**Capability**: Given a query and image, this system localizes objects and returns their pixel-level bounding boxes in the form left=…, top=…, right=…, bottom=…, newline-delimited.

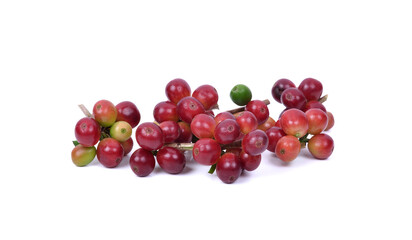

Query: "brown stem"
left=78, top=104, right=93, bottom=118
left=227, top=99, right=270, bottom=114
left=318, top=94, right=328, bottom=104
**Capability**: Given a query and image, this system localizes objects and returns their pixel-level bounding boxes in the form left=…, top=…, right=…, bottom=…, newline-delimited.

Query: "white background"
left=1, top=0, right=411, bottom=239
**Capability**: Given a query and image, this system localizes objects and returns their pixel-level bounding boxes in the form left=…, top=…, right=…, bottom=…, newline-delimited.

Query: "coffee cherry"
left=129, top=148, right=156, bottom=177
left=174, top=122, right=192, bottom=143
left=257, top=116, right=277, bottom=132
left=305, top=108, right=328, bottom=135
left=115, top=101, right=140, bottom=128
left=159, top=120, right=181, bottom=143
left=281, top=88, right=307, bottom=110
left=275, top=136, right=300, bottom=162
left=214, top=112, right=236, bottom=125
left=235, top=111, right=258, bottom=134
left=190, top=113, right=215, bottom=139
left=298, top=78, right=323, bottom=101
left=110, top=121, right=132, bottom=142
left=308, top=134, right=334, bottom=159
left=230, top=84, right=252, bottom=106
left=153, top=101, right=179, bottom=123
left=71, top=145, right=96, bottom=167
left=192, top=84, right=219, bottom=110
left=75, top=117, right=101, bottom=147
left=303, top=100, right=326, bottom=113
left=271, top=78, right=296, bottom=103
left=325, top=112, right=335, bottom=131
left=280, top=109, right=308, bottom=138
left=165, top=78, right=191, bottom=104
left=239, top=151, right=261, bottom=171
left=135, top=122, right=164, bottom=151
left=193, top=139, right=221, bottom=166
left=242, top=129, right=268, bottom=156
left=245, top=100, right=269, bottom=125
left=120, top=137, right=133, bottom=156
left=97, top=138, right=124, bottom=168
left=216, top=153, right=242, bottom=184
left=176, top=96, right=205, bottom=123
left=214, top=119, right=240, bottom=144
left=93, top=99, right=117, bottom=127
left=266, top=127, right=286, bottom=153
left=156, top=147, right=186, bottom=174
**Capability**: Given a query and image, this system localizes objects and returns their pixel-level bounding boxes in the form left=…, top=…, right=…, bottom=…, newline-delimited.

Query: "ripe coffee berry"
left=165, top=78, right=191, bottom=104
left=271, top=78, right=296, bottom=103
left=192, top=84, right=219, bottom=110
left=115, top=101, right=141, bottom=128
left=96, top=138, right=124, bottom=168
left=245, top=100, right=269, bottom=125
left=308, top=134, right=334, bottom=160
left=275, top=135, right=301, bottom=162
left=153, top=101, right=179, bottom=123
left=176, top=96, right=205, bottom=123
left=129, top=148, right=156, bottom=177
left=93, top=99, right=117, bottom=127
left=75, top=117, right=101, bottom=147
left=216, top=153, right=242, bottom=184
left=159, top=120, right=181, bottom=143
left=214, top=119, right=240, bottom=144
left=235, top=111, right=258, bottom=134
left=135, top=122, right=164, bottom=151
left=193, top=138, right=221, bottom=166
left=190, top=113, right=215, bottom=139
left=280, top=109, right=309, bottom=138
left=242, top=129, right=269, bottom=156
left=156, top=147, right=186, bottom=174
left=298, top=78, right=323, bottom=101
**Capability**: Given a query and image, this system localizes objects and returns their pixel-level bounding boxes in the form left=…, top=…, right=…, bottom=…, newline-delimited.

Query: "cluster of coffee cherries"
left=71, top=100, right=140, bottom=167
left=268, top=78, right=335, bottom=162
left=129, top=79, right=273, bottom=183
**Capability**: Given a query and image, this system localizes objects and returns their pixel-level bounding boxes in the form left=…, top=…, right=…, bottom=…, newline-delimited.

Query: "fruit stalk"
left=318, top=94, right=328, bottom=104
left=164, top=141, right=242, bottom=151
left=78, top=104, right=93, bottom=118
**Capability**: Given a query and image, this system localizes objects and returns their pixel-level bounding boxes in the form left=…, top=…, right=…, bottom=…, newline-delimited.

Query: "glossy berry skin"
left=153, top=101, right=179, bottom=123
left=135, top=122, right=164, bottom=151
left=120, top=137, right=133, bottom=156
left=325, top=112, right=335, bottom=131
left=280, top=109, right=309, bottom=138
left=281, top=88, right=307, bottom=110
left=214, top=112, right=236, bottom=125
left=271, top=78, right=296, bottom=103
left=230, top=84, right=252, bottom=106
left=216, top=153, right=242, bottom=184
left=214, top=119, right=240, bottom=144
left=192, top=84, right=219, bottom=110
left=175, top=122, right=192, bottom=143
left=176, top=96, right=205, bottom=123
left=305, top=108, right=328, bottom=135
left=156, top=147, right=186, bottom=174
left=242, top=129, right=269, bottom=156
left=303, top=100, right=327, bottom=113
left=226, top=148, right=242, bottom=157
left=115, top=101, right=140, bottom=128
left=93, top=100, right=118, bottom=127
left=235, top=111, right=258, bottom=134
left=239, top=151, right=261, bottom=171
left=298, top=78, right=323, bottom=101
left=308, top=134, right=334, bottom=160
left=275, top=136, right=300, bottom=162
left=193, top=139, right=221, bottom=165
left=190, top=113, right=215, bottom=139
left=71, top=145, right=96, bottom=167
left=97, top=138, right=124, bottom=168
left=75, top=117, right=101, bottom=147
left=258, top=116, right=277, bottom=132
left=129, top=148, right=155, bottom=177
left=165, top=78, right=191, bottom=104
left=245, top=100, right=269, bottom=125
left=110, top=121, right=132, bottom=142
left=159, top=120, right=181, bottom=143
left=266, top=127, right=286, bottom=153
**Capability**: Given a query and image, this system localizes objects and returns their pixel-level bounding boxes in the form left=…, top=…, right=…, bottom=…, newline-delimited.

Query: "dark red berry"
left=245, top=100, right=269, bottom=125
left=192, top=139, right=221, bottom=166
left=96, top=138, right=124, bottom=168
left=115, top=101, right=141, bottom=128
left=129, top=148, right=155, bottom=177
left=242, top=129, right=269, bottom=156
left=298, top=78, right=323, bottom=101
left=156, top=147, right=186, bottom=174
left=190, top=113, right=215, bottom=139
left=271, top=78, right=296, bottom=103
left=216, top=153, right=242, bottom=184
left=153, top=101, right=179, bottom=123
left=281, top=88, right=307, bottom=110
left=159, top=121, right=181, bottom=143
left=135, top=122, right=164, bottom=151
left=266, top=127, right=286, bottom=153
left=214, top=119, right=240, bottom=144
left=176, top=96, right=205, bottom=123
left=239, top=151, right=261, bottom=171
